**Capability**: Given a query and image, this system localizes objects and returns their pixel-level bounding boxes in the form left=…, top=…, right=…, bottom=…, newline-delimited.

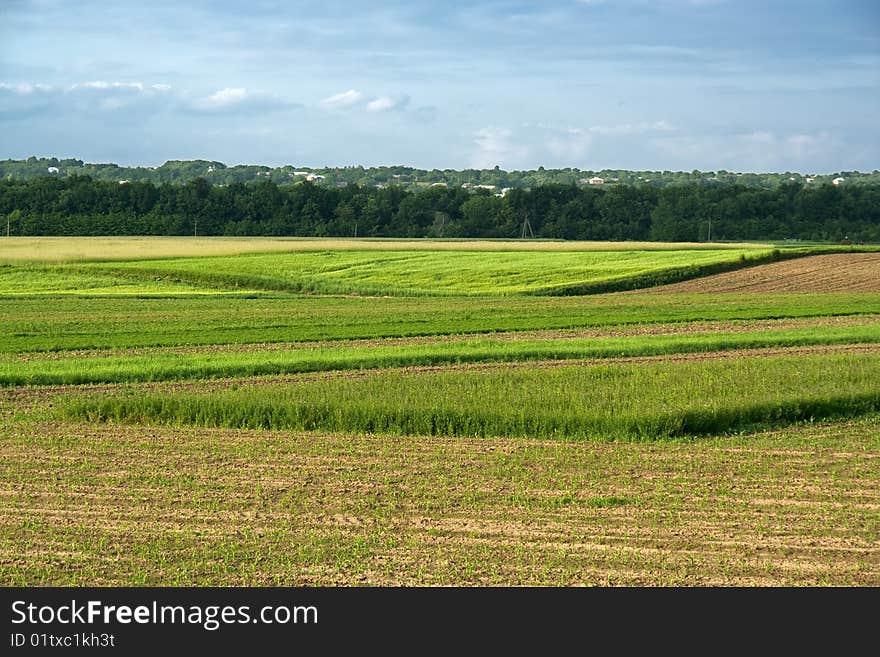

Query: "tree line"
left=5, top=156, right=880, bottom=189
left=2, top=175, right=878, bottom=242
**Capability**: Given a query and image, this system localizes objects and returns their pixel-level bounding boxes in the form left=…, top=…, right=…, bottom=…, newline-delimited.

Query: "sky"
left=1, top=0, right=878, bottom=172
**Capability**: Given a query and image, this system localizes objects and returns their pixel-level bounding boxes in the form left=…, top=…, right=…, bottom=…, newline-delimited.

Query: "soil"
left=645, top=253, right=880, bottom=294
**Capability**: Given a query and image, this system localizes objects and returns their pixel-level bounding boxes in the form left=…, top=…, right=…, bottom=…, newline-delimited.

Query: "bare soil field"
left=646, top=253, right=880, bottom=294
left=1, top=417, right=876, bottom=586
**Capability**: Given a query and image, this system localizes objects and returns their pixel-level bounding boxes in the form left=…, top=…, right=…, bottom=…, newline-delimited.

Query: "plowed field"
left=646, top=253, right=880, bottom=293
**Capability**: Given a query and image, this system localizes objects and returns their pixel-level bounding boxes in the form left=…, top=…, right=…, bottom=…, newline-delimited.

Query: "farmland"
left=0, top=237, right=878, bottom=586
left=3, top=241, right=776, bottom=296
left=651, top=253, right=880, bottom=293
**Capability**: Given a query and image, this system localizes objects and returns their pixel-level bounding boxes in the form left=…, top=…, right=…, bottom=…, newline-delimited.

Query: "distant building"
left=832, top=177, right=845, bottom=186
left=430, top=182, right=448, bottom=187
left=583, top=177, right=604, bottom=185
left=306, top=174, right=325, bottom=182
left=47, top=166, right=60, bottom=174
left=293, top=171, right=311, bottom=176
left=805, top=177, right=815, bottom=183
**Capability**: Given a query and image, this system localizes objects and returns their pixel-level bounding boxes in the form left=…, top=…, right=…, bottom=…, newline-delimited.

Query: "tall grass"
left=63, top=352, right=880, bottom=440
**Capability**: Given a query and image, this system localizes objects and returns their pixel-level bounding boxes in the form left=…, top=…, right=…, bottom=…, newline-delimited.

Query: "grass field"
left=4, top=247, right=777, bottom=296
left=3, top=293, right=878, bottom=352
left=63, top=351, right=880, bottom=439
left=77, top=248, right=775, bottom=296
left=4, top=321, right=880, bottom=385
left=1, top=237, right=877, bottom=586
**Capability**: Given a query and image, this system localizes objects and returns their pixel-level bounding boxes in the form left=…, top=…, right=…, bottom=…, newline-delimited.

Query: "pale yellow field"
left=0, top=236, right=773, bottom=263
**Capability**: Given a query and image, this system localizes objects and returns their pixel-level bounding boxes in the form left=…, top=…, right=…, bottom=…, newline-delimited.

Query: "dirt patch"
left=644, top=253, right=880, bottom=294
left=1, top=417, right=877, bottom=585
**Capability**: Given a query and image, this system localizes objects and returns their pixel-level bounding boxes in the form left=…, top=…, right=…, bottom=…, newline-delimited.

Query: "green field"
left=3, top=293, right=879, bottom=353
left=3, top=245, right=776, bottom=296
left=65, top=352, right=880, bottom=439
left=3, top=322, right=879, bottom=386
left=1, top=237, right=877, bottom=586
left=79, top=248, right=775, bottom=296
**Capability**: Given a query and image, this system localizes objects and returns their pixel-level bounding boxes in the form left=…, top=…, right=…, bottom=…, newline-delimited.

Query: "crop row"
left=5, top=324, right=879, bottom=385
left=3, top=293, right=878, bottom=353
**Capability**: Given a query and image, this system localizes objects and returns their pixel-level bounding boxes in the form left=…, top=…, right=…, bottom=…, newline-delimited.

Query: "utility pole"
left=707, top=216, right=712, bottom=242
left=521, top=208, right=534, bottom=239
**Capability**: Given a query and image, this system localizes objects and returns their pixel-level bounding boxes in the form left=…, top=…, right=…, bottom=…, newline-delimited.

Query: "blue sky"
left=1, top=0, right=878, bottom=172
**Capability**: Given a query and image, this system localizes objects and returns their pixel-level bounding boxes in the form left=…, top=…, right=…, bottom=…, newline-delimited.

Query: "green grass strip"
left=4, top=324, right=879, bottom=386
left=62, top=352, right=880, bottom=440
left=3, top=293, right=879, bottom=354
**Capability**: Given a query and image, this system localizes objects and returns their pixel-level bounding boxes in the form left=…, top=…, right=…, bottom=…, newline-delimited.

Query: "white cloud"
left=470, top=127, right=529, bottom=169
left=0, top=83, right=55, bottom=120
left=1, top=79, right=177, bottom=120
left=72, top=81, right=148, bottom=92
left=366, top=95, right=410, bottom=112
left=366, top=96, right=394, bottom=112
left=188, top=87, right=294, bottom=114
left=320, top=89, right=364, bottom=109
left=318, top=89, right=410, bottom=113
left=0, top=82, right=52, bottom=94
left=71, top=81, right=170, bottom=113
left=1, top=80, right=292, bottom=120
left=198, top=87, right=248, bottom=108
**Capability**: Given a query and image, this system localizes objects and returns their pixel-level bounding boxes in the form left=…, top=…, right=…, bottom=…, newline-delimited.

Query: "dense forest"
left=2, top=175, right=879, bottom=242
left=3, top=156, right=880, bottom=190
